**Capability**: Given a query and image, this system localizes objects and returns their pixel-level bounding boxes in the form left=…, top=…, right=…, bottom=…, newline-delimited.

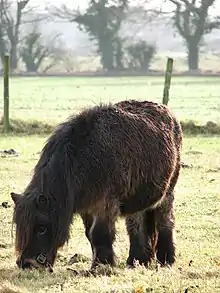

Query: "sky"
left=43, top=0, right=172, bottom=10
left=34, top=0, right=220, bottom=15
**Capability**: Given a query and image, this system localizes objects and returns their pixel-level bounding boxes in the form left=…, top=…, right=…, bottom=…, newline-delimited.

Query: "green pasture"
left=0, top=76, right=220, bottom=292
left=0, top=76, right=220, bottom=126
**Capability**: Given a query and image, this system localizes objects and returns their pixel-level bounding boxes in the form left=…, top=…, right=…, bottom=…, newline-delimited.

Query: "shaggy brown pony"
left=80, top=100, right=182, bottom=268
left=11, top=99, right=182, bottom=272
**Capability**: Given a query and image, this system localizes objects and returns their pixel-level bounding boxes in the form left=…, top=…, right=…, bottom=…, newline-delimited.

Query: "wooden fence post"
left=3, top=54, right=10, bottom=132
left=162, top=57, right=173, bottom=105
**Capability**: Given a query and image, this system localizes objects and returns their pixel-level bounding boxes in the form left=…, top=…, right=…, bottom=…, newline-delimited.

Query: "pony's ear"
left=11, top=192, right=21, bottom=204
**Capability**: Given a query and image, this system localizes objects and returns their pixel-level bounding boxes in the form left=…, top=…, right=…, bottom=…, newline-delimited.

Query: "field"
left=0, top=76, right=220, bottom=293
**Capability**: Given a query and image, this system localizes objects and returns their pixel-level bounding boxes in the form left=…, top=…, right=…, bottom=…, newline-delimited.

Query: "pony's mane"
left=13, top=104, right=113, bottom=251
left=13, top=195, right=35, bottom=253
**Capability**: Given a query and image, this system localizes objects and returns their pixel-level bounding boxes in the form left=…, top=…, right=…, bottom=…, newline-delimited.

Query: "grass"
left=0, top=76, right=220, bottom=126
left=0, top=76, right=220, bottom=292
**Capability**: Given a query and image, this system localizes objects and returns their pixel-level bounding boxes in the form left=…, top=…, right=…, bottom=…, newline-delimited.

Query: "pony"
left=11, top=99, right=182, bottom=272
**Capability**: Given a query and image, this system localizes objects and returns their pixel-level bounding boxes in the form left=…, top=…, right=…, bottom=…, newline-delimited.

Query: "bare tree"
left=168, top=0, right=220, bottom=71
left=0, top=0, right=32, bottom=70
left=0, top=0, right=49, bottom=71
left=20, top=24, right=64, bottom=73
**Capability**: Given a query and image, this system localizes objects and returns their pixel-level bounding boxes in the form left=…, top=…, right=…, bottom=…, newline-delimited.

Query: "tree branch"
left=169, top=0, right=202, bottom=14
left=169, top=0, right=219, bottom=42
left=48, top=4, right=77, bottom=22
left=173, top=3, right=187, bottom=38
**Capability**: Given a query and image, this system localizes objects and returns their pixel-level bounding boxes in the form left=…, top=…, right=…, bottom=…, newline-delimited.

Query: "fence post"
left=3, top=54, right=10, bottom=133
left=162, top=57, right=173, bottom=105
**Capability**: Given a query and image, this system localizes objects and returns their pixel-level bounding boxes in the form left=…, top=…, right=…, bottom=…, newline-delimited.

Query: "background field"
left=0, top=76, right=220, bottom=292
left=1, top=76, right=220, bottom=125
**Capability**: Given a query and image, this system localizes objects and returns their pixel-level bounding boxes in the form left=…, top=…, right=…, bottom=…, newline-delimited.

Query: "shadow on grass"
left=0, top=119, right=54, bottom=135
left=1, top=118, right=220, bottom=136
left=181, top=120, right=220, bottom=135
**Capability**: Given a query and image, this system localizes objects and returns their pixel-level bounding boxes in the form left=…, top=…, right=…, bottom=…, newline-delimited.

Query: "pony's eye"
left=38, top=195, right=47, bottom=207
left=37, top=226, right=47, bottom=236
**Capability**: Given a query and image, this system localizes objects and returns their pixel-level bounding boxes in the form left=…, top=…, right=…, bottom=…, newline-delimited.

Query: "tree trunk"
left=99, top=39, right=114, bottom=71
left=0, top=29, right=6, bottom=67
left=114, top=38, right=124, bottom=70
left=187, top=41, right=199, bottom=71
left=10, top=43, right=18, bottom=71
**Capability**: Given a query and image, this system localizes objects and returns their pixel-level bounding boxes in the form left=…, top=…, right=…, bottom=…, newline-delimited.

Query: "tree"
left=20, top=24, right=64, bottom=73
left=0, top=0, right=49, bottom=71
left=124, top=40, right=156, bottom=70
left=0, top=0, right=31, bottom=70
left=50, top=0, right=129, bottom=71
left=168, top=0, right=220, bottom=71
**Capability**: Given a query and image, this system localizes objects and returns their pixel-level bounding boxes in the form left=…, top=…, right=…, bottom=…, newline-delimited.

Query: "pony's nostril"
left=22, top=261, right=32, bottom=269
left=16, top=258, right=32, bottom=269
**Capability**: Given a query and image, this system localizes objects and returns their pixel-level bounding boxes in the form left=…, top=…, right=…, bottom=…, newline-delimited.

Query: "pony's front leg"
left=89, top=215, right=116, bottom=269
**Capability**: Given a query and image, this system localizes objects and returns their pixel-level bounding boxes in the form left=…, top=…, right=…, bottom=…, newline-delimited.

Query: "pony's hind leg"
left=124, top=181, right=171, bottom=268
left=126, top=210, right=156, bottom=267
left=155, top=162, right=181, bottom=266
left=155, top=192, right=176, bottom=266
left=89, top=215, right=116, bottom=269
left=81, top=213, right=94, bottom=253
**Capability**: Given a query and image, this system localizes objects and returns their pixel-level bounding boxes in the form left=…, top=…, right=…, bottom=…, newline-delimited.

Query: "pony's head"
left=11, top=189, right=62, bottom=272
left=10, top=120, right=79, bottom=271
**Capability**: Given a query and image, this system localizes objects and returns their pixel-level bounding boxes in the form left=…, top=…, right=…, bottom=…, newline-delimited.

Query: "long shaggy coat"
left=11, top=99, right=182, bottom=271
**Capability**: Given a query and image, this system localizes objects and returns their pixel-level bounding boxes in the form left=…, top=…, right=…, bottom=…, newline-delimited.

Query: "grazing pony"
left=11, top=99, right=182, bottom=272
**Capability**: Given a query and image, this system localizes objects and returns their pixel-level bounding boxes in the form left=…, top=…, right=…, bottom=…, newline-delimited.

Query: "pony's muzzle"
left=16, top=257, right=33, bottom=270
left=16, top=255, right=53, bottom=272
